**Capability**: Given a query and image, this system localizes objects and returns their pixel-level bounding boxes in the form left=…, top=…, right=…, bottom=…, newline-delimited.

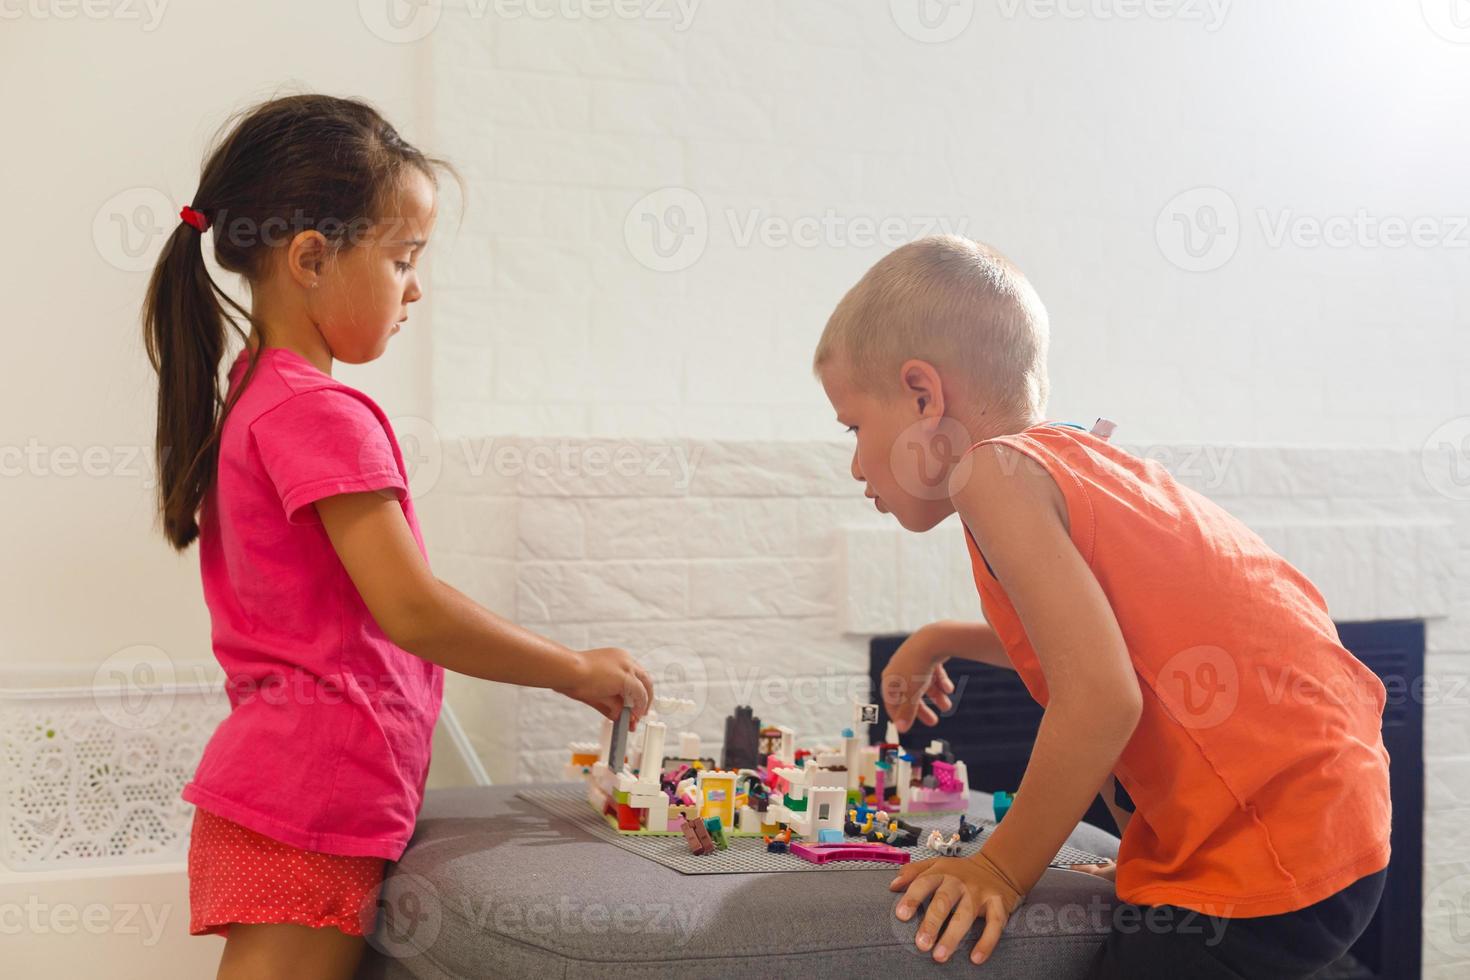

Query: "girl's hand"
left=889, top=852, right=1025, bottom=965
left=880, top=625, right=956, bottom=733
left=555, top=647, right=654, bottom=727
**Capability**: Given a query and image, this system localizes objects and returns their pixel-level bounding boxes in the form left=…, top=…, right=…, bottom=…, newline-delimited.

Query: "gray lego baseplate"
left=518, top=788, right=1109, bottom=876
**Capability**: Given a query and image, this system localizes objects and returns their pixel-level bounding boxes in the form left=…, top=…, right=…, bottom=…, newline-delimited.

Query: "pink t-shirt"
left=182, top=346, right=444, bottom=861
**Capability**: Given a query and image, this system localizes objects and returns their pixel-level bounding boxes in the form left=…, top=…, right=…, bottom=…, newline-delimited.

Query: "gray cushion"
left=357, top=784, right=1122, bottom=980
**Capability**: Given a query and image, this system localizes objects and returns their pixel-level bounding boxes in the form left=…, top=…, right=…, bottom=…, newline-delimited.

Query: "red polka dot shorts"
left=187, top=805, right=388, bottom=939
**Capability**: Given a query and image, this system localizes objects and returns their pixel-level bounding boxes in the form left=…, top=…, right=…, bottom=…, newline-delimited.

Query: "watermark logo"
left=641, top=644, right=711, bottom=720
left=624, top=187, right=709, bottom=273
left=1156, top=645, right=1238, bottom=729
left=1155, top=187, right=1240, bottom=272
left=1422, top=416, right=1470, bottom=501
left=91, top=645, right=178, bottom=732
left=1426, top=871, right=1470, bottom=958
left=624, top=187, right=972, bottom=272
left=889, top=416, right=974, bottom=502
left=890, top=0, right=975, bottom=43
left=1421, top=0, right=1470, bottom=43
left=359, top=0, right=443, bottom=43
left=93, top=187, right=175, bottom=273
left=387, top=415, right=446, bottom=499
left=363, top=872, right=444, bottom=957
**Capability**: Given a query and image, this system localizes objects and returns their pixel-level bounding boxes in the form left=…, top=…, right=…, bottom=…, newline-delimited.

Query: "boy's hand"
left=555, top=647, right=654, bottom=728
left=1068, top=859, right=1117, bottom=883
left=881, top=625, right=956, bottom=733
left=889, top=851, right=1026, bottom=965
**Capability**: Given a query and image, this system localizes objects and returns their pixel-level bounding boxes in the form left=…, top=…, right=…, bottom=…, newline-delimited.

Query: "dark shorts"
left=1085, top=867, right=1388, bottom=980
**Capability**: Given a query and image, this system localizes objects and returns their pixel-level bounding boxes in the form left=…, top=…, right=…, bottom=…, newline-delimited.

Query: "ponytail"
left=141, top=216, right=258, bottom=551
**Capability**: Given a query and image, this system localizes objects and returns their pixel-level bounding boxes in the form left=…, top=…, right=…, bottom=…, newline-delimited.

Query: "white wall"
left=5, top=2, right=1469, bottom=975
left=424, top=0, right=1470, bottom=446
left=1, top=8, right=432, bottom=672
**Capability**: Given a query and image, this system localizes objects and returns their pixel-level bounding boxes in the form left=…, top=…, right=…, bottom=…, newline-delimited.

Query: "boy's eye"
left=845, top=425, right=858, bottom=435
left=396, top=261, right=415, bottom=273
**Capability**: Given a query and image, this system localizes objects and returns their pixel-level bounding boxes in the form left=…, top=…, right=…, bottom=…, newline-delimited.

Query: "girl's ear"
left=286, top=229, right=329, bottom=288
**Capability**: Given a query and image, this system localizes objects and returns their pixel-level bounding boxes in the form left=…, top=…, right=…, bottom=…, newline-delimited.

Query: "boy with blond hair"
left=814, top=236, right=1391, bottom=977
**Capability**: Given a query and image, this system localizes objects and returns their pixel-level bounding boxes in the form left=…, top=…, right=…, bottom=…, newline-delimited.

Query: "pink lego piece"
left=932, top=761, right=960, bottom=793
left=790, top=841, right=911, bottom=866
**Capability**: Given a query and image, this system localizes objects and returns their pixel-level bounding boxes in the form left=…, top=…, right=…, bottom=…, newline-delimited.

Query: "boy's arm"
left=918, top=620, right=1015, bottom=670
left=957, top=444, right=1141, bottom=892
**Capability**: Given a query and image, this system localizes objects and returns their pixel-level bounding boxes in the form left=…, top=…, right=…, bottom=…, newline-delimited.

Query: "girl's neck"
left=245, top=330, right=333, bottom=377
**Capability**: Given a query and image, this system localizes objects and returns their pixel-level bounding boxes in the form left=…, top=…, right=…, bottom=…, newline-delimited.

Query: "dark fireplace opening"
left=868, top=619, right=1424, bottom=980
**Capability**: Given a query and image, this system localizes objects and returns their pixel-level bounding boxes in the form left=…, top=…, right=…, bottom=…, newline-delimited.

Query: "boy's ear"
left=899, top=359, right=946, bottom=422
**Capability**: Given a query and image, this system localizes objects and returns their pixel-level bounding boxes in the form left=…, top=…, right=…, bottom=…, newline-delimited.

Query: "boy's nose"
left=850, top=449, right=863, bottom=482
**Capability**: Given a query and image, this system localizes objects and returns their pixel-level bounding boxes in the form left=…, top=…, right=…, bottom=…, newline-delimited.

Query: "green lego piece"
left=703, top=816, right=728, bottom=850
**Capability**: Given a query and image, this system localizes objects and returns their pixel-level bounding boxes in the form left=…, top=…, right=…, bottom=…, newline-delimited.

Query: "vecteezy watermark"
left=1421, top=416, right=1470, bottom=502
left=93, top=187, right=175, bottom=274
left=1155, top=187, right=1242, bottom=273
left=455, top=436, right=704, bottom=492
left=93, top=188, right=431, bottom=273
left=888, top=416, right=975, bottom=502
left=0, top=439, right=161, bottom=486
left=1157, top=186, right=1470, bottom=272
left=1425, top=871, right=1470, bottom=959
left=464, top=896, right=704, bottom=945
left=92, top=645, right=181, bottom=732
left=0, top=0, right=169, bottom=30
left=1256, top=209, right=1470, bottom=251
left=358, top=0, right=699, bottom=44
left=624, top=186, right=972, bottom=273
left=624, top=187, right=709, bottom=273
left=995, top=0, right=1231, bottom=30
left=890, top=0, right=976, bottom=43
left=364, top=872, right=443, bottom=958
left=1128, top=442, right=1237, bottom=491
left=1420, top=0, right=1470, bottom=44
left=0, top=897, right=171, bottom=944
left=1155, top=645, right=1239, bottom=729
left=890, top=890, right=1233, bottom=952
left=364, top=877, right=704, bottom=957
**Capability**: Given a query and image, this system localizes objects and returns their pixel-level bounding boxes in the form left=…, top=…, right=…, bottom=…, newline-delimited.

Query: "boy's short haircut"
left=813, top=235, right=1050, bottom=420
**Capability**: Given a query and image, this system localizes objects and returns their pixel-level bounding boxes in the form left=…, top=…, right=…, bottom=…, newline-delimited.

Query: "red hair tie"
left=179, top=205, right=210, bottom=233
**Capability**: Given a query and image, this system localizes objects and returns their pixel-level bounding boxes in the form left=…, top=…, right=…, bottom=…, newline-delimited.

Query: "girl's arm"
left=315, top=490, right=653, bottom=721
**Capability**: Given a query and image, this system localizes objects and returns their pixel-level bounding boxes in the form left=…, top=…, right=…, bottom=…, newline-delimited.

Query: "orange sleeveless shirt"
left=960, top=423, right=1391, bottom=917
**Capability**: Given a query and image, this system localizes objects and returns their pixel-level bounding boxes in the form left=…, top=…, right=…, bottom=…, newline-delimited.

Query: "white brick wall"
left=412, top=0, right=1470, bottom=969
left=416, top=433, right=1470, bottom=974
left=424, top=0, right=1470, bottom=450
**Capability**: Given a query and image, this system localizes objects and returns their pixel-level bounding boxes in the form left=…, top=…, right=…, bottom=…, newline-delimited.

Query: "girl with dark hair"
left=142, top=92, right=655, bottom=978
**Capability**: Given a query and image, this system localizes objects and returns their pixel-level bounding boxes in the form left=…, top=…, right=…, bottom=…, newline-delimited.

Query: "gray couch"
left=356, top=784, right=1122, bottom=979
